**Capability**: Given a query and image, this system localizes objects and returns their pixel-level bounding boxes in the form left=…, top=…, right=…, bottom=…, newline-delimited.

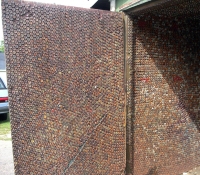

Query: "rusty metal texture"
left=2, top=0, right=125, bottom=174
left=126, top=0, right=200, bottom=174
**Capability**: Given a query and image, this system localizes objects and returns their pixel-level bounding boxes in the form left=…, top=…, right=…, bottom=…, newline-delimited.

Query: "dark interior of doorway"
left=91, top=0, right=110, bottom=11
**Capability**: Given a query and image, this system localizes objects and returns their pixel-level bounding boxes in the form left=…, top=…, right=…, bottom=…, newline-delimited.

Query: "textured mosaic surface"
left=126, top=0, right=200, bottom=174
left=2, top=0, right=125, bottom=174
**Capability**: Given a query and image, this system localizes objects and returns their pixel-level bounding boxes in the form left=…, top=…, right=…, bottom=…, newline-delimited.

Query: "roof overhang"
left=119, top=0, right=175, bottom=13
left=119, top=0, right=200, bottom=17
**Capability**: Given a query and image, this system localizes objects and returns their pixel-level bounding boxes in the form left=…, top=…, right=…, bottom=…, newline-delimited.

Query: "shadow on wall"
left=137, top=14, right=200, bottom=131
left=132, top=13, right=200, bottom=175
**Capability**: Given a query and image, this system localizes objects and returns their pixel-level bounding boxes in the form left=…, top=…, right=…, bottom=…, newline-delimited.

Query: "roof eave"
left=119, top=0, right=171, bottom=13
left=119, top=0, right=152, bottom=11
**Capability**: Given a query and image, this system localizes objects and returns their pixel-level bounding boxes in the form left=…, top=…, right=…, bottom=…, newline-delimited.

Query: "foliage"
left=0, top=41, right=4, bottom=53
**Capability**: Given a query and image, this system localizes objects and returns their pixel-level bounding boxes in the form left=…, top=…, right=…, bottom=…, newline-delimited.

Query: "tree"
left=0, top=41, right=4, bottom=53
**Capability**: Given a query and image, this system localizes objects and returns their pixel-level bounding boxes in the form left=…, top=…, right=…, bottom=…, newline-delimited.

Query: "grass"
left=0, top=115, right=11, bottom=141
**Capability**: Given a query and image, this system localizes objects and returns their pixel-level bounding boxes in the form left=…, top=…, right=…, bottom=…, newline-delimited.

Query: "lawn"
left=0, top=115, right=11, bottom=141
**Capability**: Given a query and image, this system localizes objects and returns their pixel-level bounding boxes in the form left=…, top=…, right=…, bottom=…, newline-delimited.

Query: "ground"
left=0, top=140, right=14, bottom=175
left=0, top=117, right=14, bottom=175
left=0, top=117, right=12, bottom=141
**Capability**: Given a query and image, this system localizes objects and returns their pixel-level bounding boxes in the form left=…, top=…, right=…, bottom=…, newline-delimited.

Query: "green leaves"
left=0, top=41, right=4, bottom=53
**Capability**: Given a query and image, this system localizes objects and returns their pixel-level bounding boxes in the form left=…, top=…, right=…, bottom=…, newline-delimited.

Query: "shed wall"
left=126, top=11, right=200, bottom=175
